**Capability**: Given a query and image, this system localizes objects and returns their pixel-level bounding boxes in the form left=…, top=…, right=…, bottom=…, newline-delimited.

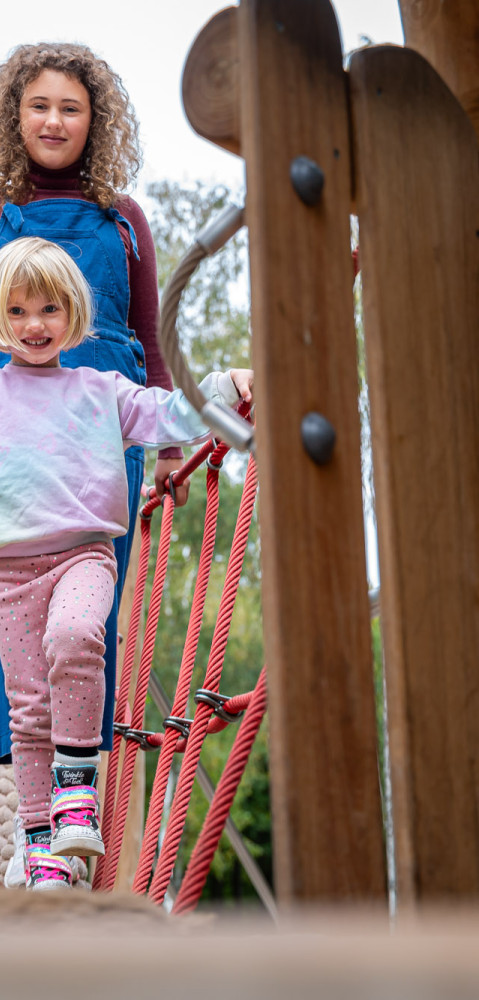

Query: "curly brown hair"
left=0, top=42, right=142, bottom=208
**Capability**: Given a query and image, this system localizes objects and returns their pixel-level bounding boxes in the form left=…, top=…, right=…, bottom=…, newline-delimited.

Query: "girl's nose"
left=44, top=107, right=62, bottom=130
left=25, top=315, right=45, bottom=332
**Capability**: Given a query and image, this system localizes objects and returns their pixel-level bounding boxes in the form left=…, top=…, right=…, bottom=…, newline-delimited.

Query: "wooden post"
left=398, top=0, right=479, bottom=143
left=350, top=44, right=479, bottom=900
left=236, top=0, right=386, bottom=902
left=181, top=7, right=240, bottom=157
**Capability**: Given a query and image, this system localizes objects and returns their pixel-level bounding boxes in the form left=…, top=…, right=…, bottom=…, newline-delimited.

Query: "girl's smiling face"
left=20, top=69, right=92, bottom=171
left=7, top=286, right=69, bottom=367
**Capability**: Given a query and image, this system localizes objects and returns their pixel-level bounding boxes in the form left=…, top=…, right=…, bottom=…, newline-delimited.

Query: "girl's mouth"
left=23, top=338, right=51, bottom=348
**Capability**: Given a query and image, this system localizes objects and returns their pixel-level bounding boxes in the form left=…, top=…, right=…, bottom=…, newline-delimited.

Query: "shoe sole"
left=4, top=875, right=26, bottom=889
left=29, top=881, right=72, bottom=892
left=52, top=836, right=105, bottom=857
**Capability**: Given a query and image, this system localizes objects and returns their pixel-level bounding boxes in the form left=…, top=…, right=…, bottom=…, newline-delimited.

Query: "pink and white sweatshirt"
left=0, top=364, right=239, bottom=558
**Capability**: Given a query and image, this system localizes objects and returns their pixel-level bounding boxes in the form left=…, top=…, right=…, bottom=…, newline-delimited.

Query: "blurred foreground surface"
left=1, top=893, right=479, bottom=999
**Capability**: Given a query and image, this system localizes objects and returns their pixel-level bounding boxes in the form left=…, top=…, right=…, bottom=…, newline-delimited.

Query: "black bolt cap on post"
left=290, top=156, right=325, bottom=206
left=301, top=412, right=336, bottom=465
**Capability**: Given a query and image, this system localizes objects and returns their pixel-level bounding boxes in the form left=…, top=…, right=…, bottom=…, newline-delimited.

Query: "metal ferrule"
left=196, top=204, right=245, bottom=256
left=201, top=400, right=255, bottom=453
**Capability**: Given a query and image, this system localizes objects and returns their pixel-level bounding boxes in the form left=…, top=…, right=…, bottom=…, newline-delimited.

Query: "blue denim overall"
left=0, top=199, right=147, bottom=756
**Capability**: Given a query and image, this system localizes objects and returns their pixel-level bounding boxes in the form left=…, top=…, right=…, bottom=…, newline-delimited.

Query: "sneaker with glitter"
left=50, top=763, right=104, bottom=857
left=24, top=829, right=72, bottom=892
left=5, top=814, right=89, bottom=888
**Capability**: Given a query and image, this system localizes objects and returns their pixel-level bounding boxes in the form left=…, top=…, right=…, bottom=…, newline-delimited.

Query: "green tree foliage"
left=148, top=179, right=251, bottom=374
left=141, top=178, right=271, bottom=906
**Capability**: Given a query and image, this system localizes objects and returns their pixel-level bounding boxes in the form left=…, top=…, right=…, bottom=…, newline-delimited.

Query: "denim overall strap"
left=107, top=207, right=140, bottom=261
left=1, top=203, right=24, bottom=233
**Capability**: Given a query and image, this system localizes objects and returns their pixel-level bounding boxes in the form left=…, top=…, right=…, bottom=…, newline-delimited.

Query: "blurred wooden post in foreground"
left=350, top=42, right=479, bottom=902
left=181, top=0, right=479, bottom=908
left=184, top=0, right=386, bottom=906
left=398, top=0, right=479, bottom=142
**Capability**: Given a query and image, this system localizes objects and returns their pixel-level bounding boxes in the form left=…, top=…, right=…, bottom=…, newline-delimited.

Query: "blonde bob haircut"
left=0, top=236, right=92, bottom=353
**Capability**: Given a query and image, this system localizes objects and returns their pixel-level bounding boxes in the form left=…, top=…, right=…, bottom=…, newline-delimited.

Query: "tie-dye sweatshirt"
left=0, top=364, right=239, bottom=557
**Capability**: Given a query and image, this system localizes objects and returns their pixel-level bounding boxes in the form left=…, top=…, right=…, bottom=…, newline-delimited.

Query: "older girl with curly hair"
left=0, top=44, right=187, bottom=867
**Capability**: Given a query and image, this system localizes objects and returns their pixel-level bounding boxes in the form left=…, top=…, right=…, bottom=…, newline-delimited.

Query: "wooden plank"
left=182, top=7, right=240, bottom=157
left=350, top=45, right=479, bottom=900
left=238, top=0, right=386, bottom=902
left=398, top=0, right=479, bottom=143
left=6, top=903, right=479, bottom=998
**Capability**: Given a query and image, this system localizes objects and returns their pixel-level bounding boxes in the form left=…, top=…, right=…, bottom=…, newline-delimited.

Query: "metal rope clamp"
left=194, top=688, right=244, bottom=724
left=164, top=475, right=177, bottom=506
left=124, top=727, right=158, bottom=751
left=206, top=449, right=224, bottom=472
left=113, top=722, right=131, bottom=737
left=139, top=503, right=153, bottom=521
left=163, top=716, right=193, bottom=739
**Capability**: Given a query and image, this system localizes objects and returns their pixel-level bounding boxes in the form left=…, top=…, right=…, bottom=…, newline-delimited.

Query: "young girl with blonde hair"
left=0, top=42, right=187, bottom=781
left=0, top=235, right=253, bottom=890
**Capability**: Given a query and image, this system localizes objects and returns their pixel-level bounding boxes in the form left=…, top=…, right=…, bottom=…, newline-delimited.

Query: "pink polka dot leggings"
left=0, top=542, right=117, bottom=827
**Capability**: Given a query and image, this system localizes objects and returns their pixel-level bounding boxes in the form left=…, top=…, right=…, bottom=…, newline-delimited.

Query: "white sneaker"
left=4, top=811, right=26, bottom=888
left=4, top=813, right=90, bottom=889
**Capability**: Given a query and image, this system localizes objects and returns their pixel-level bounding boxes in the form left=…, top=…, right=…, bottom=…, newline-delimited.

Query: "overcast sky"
left=0, top=1, right=404, bottom=197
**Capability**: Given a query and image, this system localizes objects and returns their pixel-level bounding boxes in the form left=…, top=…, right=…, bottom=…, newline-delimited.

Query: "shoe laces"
left=61, top=808, right=95, bottom=828
left=33, top=864, right=67, bottom=883
left=25, top=846, right=71, bottom=883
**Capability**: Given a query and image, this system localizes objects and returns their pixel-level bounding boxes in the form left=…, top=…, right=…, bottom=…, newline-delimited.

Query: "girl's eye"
left=63, top=106, right=79, bottom=114
left=43, top=304, right=58, bottom=313
left=8, top=307, right=23, bottom=316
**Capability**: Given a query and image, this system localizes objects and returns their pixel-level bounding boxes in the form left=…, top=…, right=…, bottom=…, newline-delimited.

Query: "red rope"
left=99, top=493, right=175, bottom=890
left=96, top=435, right=229, bottom=890
left=127, top=688, right=257, bottom=752
left=92, top=515, right=153, bottom=889
left=132, top=457, right=222, bottom=893
left=172, top=666, right=267, bottom=914
left=94, top=403, right=262, bottom=900
left=147, top=454, right=258, bottom=905
left=352, top=246, right=360, bottom=277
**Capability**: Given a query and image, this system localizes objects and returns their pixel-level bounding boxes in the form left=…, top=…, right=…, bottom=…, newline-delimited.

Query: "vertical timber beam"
left=351, top=46, right=479, bottom=901
left=238, top=0, right=386, bottom=902
left=398, top=0, right=479, bottom=144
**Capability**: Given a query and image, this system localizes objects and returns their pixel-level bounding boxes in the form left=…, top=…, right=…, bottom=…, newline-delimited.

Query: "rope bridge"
left=92, top=407, right=272, bottom=914
left=91, top=208, right=375, bottom=911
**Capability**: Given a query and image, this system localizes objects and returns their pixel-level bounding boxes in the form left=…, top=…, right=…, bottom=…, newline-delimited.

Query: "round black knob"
left=301, top=412, right=336, bottom=464
left=290, top=156, right=325, bottom=207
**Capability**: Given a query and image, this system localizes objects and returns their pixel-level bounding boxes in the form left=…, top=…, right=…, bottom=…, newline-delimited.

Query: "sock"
left=55, top=744, right=100, bottom=759
left=53, top=749, right=101, bottom=768
left=26, top=825, right=51, bottom=838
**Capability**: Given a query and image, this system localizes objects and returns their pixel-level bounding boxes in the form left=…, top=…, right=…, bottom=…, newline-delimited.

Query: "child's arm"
left=116, top=368, right=254, bottom=451
left=155, top=369, right=253, bottom=498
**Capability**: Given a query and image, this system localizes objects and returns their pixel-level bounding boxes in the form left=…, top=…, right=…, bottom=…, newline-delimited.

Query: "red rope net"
left=94, top=411, right=269, bottom=912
